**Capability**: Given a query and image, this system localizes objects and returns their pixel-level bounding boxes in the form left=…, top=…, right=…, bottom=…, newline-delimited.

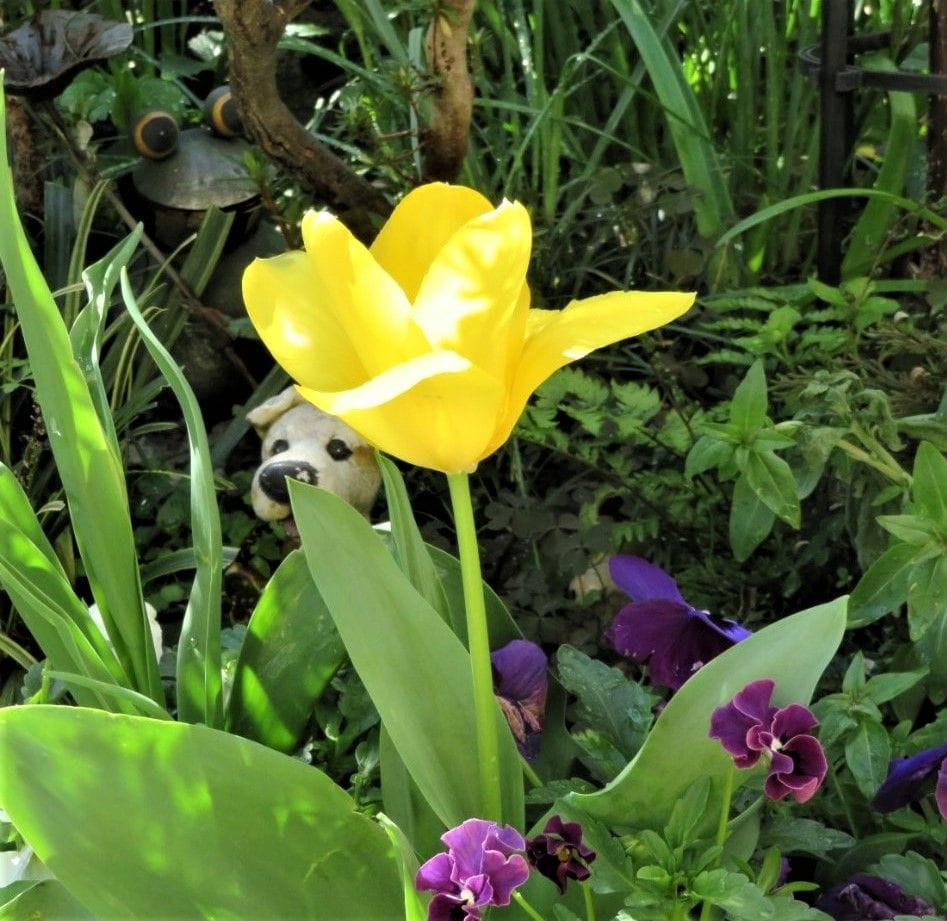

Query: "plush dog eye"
left=326, top=438, right=352, bottom=461
left=270, top=439, right=289, bottom=456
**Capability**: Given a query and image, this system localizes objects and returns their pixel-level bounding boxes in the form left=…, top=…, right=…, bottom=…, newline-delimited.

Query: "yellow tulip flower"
left=243, top=183, right=695, bottom=474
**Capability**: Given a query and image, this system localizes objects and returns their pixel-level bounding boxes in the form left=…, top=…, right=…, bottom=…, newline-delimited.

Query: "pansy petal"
left=479, top=853, right=529, bottom=905
left=413, top=200, right=531, bottom=380
left=441, top=819, right=496, bottom=877
left=300, top=210, right=428, bottom=374
left=370, top=183, right=494, bottom=302
left=491, top=640, right=547, bottom=702
left=872, top=742, right=947, bottom=812
left=606, top=600, right=690, bottom=660
left=937, top=757, right=947, bottom=819
left=693, top=609, right=753, bottom=643
left=608, top=555, right=686, bottom=604
left=243, top=250, right=366, bottom=391
left=492, top=291, right=695, bottom=448
left=770, top=703, right=818, bottom=742
left=297, top=352, right=506, bottom=473
left=416, top=852, right=455, bottom=892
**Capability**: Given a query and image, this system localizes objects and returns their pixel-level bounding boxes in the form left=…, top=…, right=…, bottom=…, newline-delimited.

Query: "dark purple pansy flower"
left=709, top=678, right=827, bottom=804
left=415, top=818, right=530, bottom=921
left=491, top=639, right=548, bottom=761
left=526, top=815, right=596, bottom=894
left=605, top=555, right=750, bottom=690
left=816, top=873, right=938, bottom=920
left=872, top=741, right=947, bottom=818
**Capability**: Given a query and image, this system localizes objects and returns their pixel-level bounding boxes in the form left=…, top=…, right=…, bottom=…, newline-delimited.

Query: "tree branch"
left=422, top=0, right=475, bottom=182
left=212, top=0, right=390, bottom=241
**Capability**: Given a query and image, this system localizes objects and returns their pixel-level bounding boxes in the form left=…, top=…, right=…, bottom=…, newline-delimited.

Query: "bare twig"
left=212, top=0, right=391, bottom=242
left=422, top=0, right=475, bottom=182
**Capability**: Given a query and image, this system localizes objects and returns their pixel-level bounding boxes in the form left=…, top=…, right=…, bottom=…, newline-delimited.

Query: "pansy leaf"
left=912, top=442, right=947, bottom=524
left=729, top=360, right=767, bottom=435
left=844, top=716, right=891, bottom=801
left=729, top=472, right=776, bottom=561
left=907, top=555, right=947, bottom=641
left=744, top=449, right=801, bottom=528
left=848, top=541, right=918, bottom=627
left=289, top=480, right=524, bottom=831
left=0, top=706, right=403, bottom=919
left=567, top=596, right=846, bottom=833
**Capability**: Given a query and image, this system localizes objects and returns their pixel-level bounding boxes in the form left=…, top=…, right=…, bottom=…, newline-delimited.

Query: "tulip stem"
left=447, top=471, right=503, bottom=824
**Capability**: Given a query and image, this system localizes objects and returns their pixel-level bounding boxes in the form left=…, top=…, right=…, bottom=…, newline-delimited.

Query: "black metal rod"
left=818, top=0, right=853, bottom=284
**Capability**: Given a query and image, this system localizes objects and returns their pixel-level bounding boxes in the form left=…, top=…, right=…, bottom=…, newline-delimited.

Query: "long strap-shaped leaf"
left=609, top=0, right=734, bottom=237
left=0, top=87, right=160, bottom=702
left=120, top=271, right=223, bottom=727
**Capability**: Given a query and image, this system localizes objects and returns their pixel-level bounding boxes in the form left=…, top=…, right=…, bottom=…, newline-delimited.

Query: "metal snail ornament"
left=125, top=86, right=261, bottom=251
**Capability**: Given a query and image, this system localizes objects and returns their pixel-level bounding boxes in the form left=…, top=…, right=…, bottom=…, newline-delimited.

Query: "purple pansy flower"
left=526, top=815, right=596, bottom=894
left=709, top=678, right=828, bottom=804
left=415, top=818, right=530, bottom=921
left=816, top=873, right=939, bottom=920
left=491, top=639, right=548, bottom=761
left=604, top=555, right=750, bottom=690
left=872, top=741, right=947, bottom=818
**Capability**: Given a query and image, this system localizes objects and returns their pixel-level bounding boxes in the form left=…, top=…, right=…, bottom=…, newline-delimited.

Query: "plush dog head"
left=247, top=387, right=380, bottom=530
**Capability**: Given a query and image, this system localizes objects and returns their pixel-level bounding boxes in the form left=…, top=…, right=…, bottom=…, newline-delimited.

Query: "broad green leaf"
left=379, top=454, right=450, bottom=624
left=427, top=544, right=521, bottom=647
left=907, top=555, right=947, bottom=641
left=0, top=880, right=96, bottom=920
left=226, top=549, right=345, bottom=752
left=0, top=706, right=402, bottom=920
left=689, top=868, right=772, bottom=919
left=290, top=481, right=524, bottom=830
left=729, top=472, right=776, bottom=561
left=844, top=717, right=891, bottom=800
left=121, top=272, right=222, bottom=727
left=377, top=812, right=427, bottom=921
left=730, top=360, right=768, bottom=435
left=873, top=852, right=947, bottom=910
left=847, top=541, right=918, bottom=628
left=744, top=450, right=801, bottom=528
left=567, top=596, right=847, bottom=832
left=912, top=441, right=947, bottom=524
left=0, top=91, right=158, bottom=702
left=915, top=604, right=947, bottom=704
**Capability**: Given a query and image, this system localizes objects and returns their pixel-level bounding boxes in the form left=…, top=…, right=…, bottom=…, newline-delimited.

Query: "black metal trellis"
left=800, top=0, right=947, bottom=283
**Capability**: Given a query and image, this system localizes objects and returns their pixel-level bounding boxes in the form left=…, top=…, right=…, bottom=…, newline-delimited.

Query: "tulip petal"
left=300, top=211, right=428, bottom=374
left=297, top=351, right=506, bottom=473
left=243, top=250, right=366, bottom=391
left=412, top=199, right=532, bottom=380
left=486, top=290, right=695, bottom=453
left=370, top=183, right=494, bottom=302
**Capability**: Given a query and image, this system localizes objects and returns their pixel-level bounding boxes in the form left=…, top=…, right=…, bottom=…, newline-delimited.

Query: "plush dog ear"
left=246, top=386, right=305, bottom=436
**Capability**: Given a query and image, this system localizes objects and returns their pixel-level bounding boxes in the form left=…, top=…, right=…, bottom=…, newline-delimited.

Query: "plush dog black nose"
left=259, top=460, right=319, bottom=503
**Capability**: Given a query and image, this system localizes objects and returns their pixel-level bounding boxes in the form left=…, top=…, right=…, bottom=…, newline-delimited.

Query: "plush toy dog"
left=246, top=387, right=381, bottom=532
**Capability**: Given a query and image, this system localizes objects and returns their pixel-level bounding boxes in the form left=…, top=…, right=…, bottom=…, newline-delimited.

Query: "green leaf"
left=0, top=92, right=159, bottom=702
left=608, top=0, right=734, bottom=237
left=689, top=869, right=772, bottom=920
left=862, top=669, right=928, bottom=706
left=0, top=706, right=403, bottom=919
left=556, top=645, right=654, bottom=760
left=0, top=880, right=96, bottom=920
left=379, top=455, right=451, bottom=625
left=847, top=541, right=918, bottom=628
left=377, top=812, right=427, bottom=921
left=844, top=717, right=891, bottom=800
left=226, top=549, right=345, bottom=752
left=664, top=778, right=711, bottom=849
left=872, top=852, right=947, bottom=910
left=684, top=435, right=733, bottom=478
left=744, top=450, right=801, bottom=528
left=761, top=817, right=854, bottom=859
left=567, top=597, right=846, bottom=832
left=289, top=481, right=524, bottom=831
left=729, top=472, right=776, bottom=562
left=730, top=360, right=768, bottom=434
left=907, top=554, right=947, bottom=641
left=912, top=442, right=947, bottom=524
left=876, top=514, right=940, bottom=547
left=120, top=272, right=222, bottom=727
